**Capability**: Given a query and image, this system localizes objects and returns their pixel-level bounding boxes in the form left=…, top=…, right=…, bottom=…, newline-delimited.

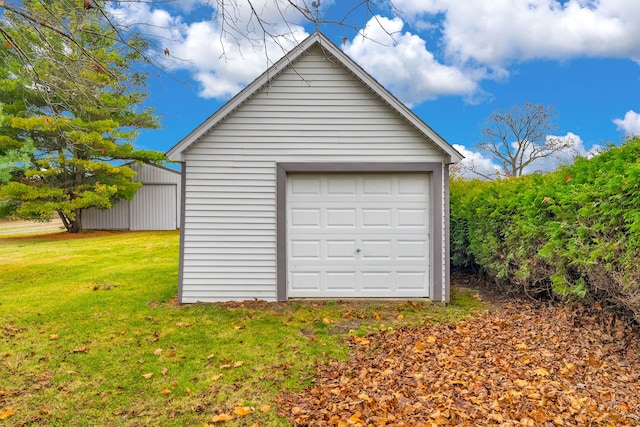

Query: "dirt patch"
left=328, top=320, right=362, bottom=335
left=197, top=298, right=439, bottom=316
left=0, top=218, right=135, bottom=240
left=0, top=218, right=65, bottom=237
left=451, top=271, right=513, bottom=311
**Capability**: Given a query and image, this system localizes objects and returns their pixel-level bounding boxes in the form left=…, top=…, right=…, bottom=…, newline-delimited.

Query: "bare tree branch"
left=1, top=0, right=401, bottom=117
left=2, top=1, right=400, bottom=67
left=478, top=103, right=575, bottom=178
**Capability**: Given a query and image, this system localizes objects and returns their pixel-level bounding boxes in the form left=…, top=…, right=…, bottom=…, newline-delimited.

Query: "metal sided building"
left=83, top=163, right=182, bottom=231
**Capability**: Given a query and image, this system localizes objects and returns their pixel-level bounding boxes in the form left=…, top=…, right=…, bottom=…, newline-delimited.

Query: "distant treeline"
left=451, top=137, right=640, bottom=322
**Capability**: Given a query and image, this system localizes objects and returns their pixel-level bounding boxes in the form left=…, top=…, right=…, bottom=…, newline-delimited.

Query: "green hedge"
left=451, top=137, right=640, bottom=321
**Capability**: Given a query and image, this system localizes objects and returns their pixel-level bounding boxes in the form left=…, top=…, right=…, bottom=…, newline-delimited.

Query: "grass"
left=0, top=230, right=486, bottom=426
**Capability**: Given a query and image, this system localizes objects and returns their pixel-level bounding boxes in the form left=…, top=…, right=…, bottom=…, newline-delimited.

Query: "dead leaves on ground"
left=206, top=404, right=271, bottom=424
left=0, top=407, right=15, bottom=420
left=280, top=302, right=640, bottom=426
left=219, top=361, right=244, bottom=370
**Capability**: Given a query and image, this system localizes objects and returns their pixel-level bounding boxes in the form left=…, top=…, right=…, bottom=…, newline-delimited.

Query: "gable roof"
left=166, top=32, right=463, bottom=163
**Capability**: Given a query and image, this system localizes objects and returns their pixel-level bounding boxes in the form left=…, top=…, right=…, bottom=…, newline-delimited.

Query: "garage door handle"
left=356, top=248, right=362, bottom=253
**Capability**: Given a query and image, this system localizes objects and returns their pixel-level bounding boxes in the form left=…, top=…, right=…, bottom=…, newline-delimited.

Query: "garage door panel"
left=362, top=209, right=392, bottom=227
left=290, top=240, right=321, bottom=259
left=398, top=175, right=429, bottom=195
left=291, top=177, right=321, bottom=195
left=326, top=240, right=357, bottom=259
left=290, top=209, right=321, bottom=227
left=397, top=240, right=428, bottom=260
left=327, top=176, right=356, bottom=194
left=398, top=209, right=427, bottom=227
left=397, top=272, right=428, bottom=289
left=361, top=272, right=393, bottom=289
left=361, top=240, right=391, bottom=259
left=326, top=272, right=356, bottom=289
left=287, top=173, right=430, bottom=298
left=290, top=272, right=321, bottom=290
left=363, top=176, right=392, bottom=194
left=326, top=209, right=357, bottom=227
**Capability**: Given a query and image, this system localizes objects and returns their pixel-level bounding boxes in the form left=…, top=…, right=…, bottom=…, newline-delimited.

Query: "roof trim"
left=166, top=32, right=463, bottom=163
left=126, top=161, right=182, bottom=175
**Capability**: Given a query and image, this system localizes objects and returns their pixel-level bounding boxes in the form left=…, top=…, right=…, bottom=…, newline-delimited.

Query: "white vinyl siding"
left=179, top=46, right=444, bottom=303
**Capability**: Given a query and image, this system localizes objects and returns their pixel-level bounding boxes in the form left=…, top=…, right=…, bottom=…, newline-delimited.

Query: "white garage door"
left=287, top=173, right=431, bottom=298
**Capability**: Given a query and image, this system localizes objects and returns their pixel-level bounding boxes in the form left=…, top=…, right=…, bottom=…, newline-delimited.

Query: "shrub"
left=451, top=137, right=640, bottom=321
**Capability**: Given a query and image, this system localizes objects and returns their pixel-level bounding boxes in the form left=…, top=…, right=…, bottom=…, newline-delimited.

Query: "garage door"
left=287, top=173, right=431, bottom=298
left=130, top=184, right=177, bottom=231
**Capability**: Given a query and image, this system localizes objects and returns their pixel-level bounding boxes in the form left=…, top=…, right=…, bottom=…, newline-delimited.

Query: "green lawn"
left=0, top=230, right=483, bottom=426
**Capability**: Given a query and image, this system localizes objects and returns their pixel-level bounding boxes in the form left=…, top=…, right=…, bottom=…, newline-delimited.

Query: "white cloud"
left=453, top=144, right=501, bottom=180
left=109, top=1, right=309, bottom=100
left=107, top=0, right=640, bottom=107
left=109, top=2, right=482, bottom=105
left=613, top=110, right=640, bottom=136
left=343, top=16, right=481, bottom=106
left=393, top=0, right=640, bottom=69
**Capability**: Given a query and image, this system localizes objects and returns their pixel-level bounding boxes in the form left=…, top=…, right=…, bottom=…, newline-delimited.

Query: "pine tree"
left=0, top=0, right=164, bottom=233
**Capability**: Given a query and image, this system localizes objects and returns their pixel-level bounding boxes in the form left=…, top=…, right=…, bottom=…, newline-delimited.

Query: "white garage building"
left=167, top=33, right=463, bottom=303
left=83, top=163, right=181, bottom=231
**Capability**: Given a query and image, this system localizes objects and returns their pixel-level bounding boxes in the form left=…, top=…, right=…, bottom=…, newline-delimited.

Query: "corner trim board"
left=177, top=163, right=187, bottom=303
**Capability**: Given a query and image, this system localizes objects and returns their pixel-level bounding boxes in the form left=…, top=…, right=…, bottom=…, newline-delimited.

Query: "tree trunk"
left=58, top=209, right=83, bottom=233
left=68, top=209, right=83, bottom=233
left=57, top=210, right=71, bottom=232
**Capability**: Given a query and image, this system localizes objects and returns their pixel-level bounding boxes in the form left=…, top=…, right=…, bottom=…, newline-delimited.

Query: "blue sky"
left=114, top=0, right=640, bottom=176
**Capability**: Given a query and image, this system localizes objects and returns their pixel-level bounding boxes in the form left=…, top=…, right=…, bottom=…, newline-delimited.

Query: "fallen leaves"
left=255, top=406, right=270, bottom=416
left=0, top=408, right=15, bottom=420
left=280, top=302, right=640, bottom=426
left=208, top=406, right=256, bottom=423
left=533, top=367, right=550, bottom=376
left=233, top=406, right=252, bottom=416
left=210, top=413, right=234, bottom=422
left=219, top=361, right=244, bottom=369
left=619, top=402, right=632, bottom=412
